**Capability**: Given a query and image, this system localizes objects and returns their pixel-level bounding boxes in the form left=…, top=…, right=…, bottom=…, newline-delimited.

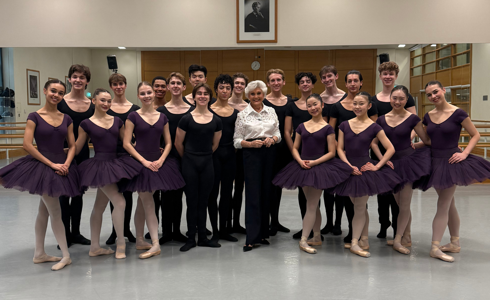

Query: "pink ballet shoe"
left=33, top=254, right=62, bottom=264
left=359, top=236, right=369, bottom=250
left=393, top=234, right=410, bottom=255
left=299, top=236, right=317, bottom=254
left=307, top=232, right=322, bottom=246
left=440, top=236, right=461, bottom=253
left=350, top=239, right=370, bottom=258
left=430, top=241, right=454, bottom=263
left=139, top=240, right=161, bottom=259
left=51, top=257, right=72, bottom=271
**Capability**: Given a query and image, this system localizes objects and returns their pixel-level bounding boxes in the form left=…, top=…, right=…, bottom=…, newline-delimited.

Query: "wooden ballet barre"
left=0, top=134, right=25, bottom=139
left=0, top=127, right=26, bottom=131
left=460, top=132, right=490, bottom=137
left=0, top=122, right=27, bottom=125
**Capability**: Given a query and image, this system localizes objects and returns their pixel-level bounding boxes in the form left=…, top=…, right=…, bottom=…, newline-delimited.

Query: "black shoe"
left=269, top=226, right=278, bottom=236
left=124, top=230, right=136, bottom=243
left=197, top=238, right=221, bottom=248
left=159, top=234, right=172, bottom=245
left=260, top=239, right=270, bottom=245
left=277, top=223, right=290, bottom=233
left=243, top=245, right=253, bottom=252
left=57, top=243, right=73, bottom=250
left=292, top=230, right=302, bottom=240
left=377, top=222, right=391, bottom=239
left=105, top=232, right=117, bottom=245
left=232, top=225, right=247, bottom=234
left=180, top=240, right=197, bottom=252
left=71, top=234, right=91, bottom=245
left=172, top=232, right=188, bottom=243
left=144, top=232, right=151, bottom=240
left=332, top=225, right=342, bottom=236
left=321, top=224, right=333, bottom=235
left=219, top=232, right=238, bottom=242
left=343, top=234, right=352, bottom=244
left=206, top=228, right=212, bottom=236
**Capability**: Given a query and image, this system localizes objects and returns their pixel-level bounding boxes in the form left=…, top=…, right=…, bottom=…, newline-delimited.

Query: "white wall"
left=1, top=0, right=490, bottom=48
left=89, top=49, right=142, bottom=105
left=471, top=44, right=490, bottom=121
left=12, top=48, right=92, bottom=121
left=375, top=49, right=410, bottom=94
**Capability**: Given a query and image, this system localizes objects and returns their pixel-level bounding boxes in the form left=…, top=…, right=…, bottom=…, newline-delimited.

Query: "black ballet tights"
left=377, top=193, right=399, bottom=236
left=341, top=195, right=354, bottom=243
left=109, top=191, right=134, bottom=236
left=161, top=188, right=184, bottom=235
left=59, top=195, right=84, bottom=241
left=323, top=193, right=344, bottom=228
left=229, top=149, right=245, bottom=231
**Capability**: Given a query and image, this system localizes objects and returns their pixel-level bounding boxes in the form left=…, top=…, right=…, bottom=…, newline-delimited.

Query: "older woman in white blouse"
left=233, top=80, right=281, bottom=252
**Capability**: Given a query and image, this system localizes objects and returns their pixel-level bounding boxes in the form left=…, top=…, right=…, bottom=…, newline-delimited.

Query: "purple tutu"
left=119, top=152, right=185, bottom=193
left=328, top=156, right=402, bottom=197
left=78, top=153, right=143, bottom=192
left=391, top=146, right=431, bottom=192
left=0, top=153, right=80, bottom=197
left=417, top=147, right=490, bottom=191
left=272, top=158, right=352, bottom=190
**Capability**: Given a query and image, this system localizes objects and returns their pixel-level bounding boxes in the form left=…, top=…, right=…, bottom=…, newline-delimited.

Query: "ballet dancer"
left=156, top=72, right=193, bottom=244
left=153, top=76, right=167, bottom=108
left=175, top=83, right=223, bottom=252
left=120, top=81, right=185, bottom=259
left=228, top=73, right=250, bottom=234
left=372, top=62, right=417, bottom=240
left=329, top=70, right=378, bottom=248
left=329, top=92, right=401, bottom=258
left=105, top=73, right=139, bottom=245
left=233, top=80, right=281, bottom=252
left=319, top=65, right=346, bottom=236
left=264, top=69, right=292, bottom=236
left=208, top=74, right=239, bottom=242
left=372, top=85, right=431, bottom=254
left=57, top=64, right=94, bottom=247
left=183, top=65, right=216, bottom=106
left=420, top=81, right=490, bottom=262
left=75, top=88, right=142, bottom=259
left=0, top=79, right=78, bottom=270
left=284, top=72, right=316, bottom=239
left=273, top=94, right=351, bottom=254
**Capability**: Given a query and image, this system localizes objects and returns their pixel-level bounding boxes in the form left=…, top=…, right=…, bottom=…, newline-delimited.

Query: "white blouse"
left=233, top=103, right=282, bottom=149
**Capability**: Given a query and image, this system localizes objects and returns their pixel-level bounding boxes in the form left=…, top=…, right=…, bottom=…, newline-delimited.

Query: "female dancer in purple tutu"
left=330, top=92, right=401, bottom=258
left=121, top=82, right=185, bottom=259
left=176, top=83, right=223, bottom=252
left=272, top=94, right=351, bottom=254
left=0, top=79, right=77, bottom=270
left=371, top=85, right=431, bottom=255
left=421, top=81, right=490, bottom=262
left=75, top=88, right=142, bottom=259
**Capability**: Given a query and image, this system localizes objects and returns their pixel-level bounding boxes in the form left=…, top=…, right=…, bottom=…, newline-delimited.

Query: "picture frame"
left=48, top=77, right=58, bottom=81
left=65, top=76, right=72, bottom=94
left=236, top=0, right=277, bottom=43
left=26, top=69, right=40, bottom=105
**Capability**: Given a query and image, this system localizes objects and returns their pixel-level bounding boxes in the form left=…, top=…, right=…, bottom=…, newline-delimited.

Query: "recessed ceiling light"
left=431, top=44, right=437, bottom=47
left=118, top=47, right=126, bottom=50
left=398, top=44, right=406, bottom=48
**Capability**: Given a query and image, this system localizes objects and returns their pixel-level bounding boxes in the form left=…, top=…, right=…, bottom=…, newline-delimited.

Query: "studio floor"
left=0, top=157, right=489, bottom=300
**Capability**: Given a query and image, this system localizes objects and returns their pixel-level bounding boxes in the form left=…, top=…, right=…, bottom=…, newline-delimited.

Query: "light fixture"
left=118, top=47, right=126, bottom=50
left=431, top=44, right=437, bottom=47
left=398, top=44, right=406, bottom=48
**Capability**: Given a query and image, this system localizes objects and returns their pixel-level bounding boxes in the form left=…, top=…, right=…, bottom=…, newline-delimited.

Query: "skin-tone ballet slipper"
left=139, top=240, right=161, bottom=259
left=89, top=248, right=115, bottom=257
left=33, top=254, right=62, bottom=264
left=51, top=257, right=72, bottom=271
left=387, top=234, right=412, bottom=247
left=359, top=236, right=370, bottom=250
left=299, top=236, right=317, bottom=254
left=350, top=239, right=370, bottom=258
left=393, top=234, right=410, bottom=255
left=430, top=241, right=454, bottom=263
left=307, top=232, right=322, bottom=246
left=135, top=238, right=152, bottom=250
left=115, top=240, right=126, bottom=259
left=440, top=236, right=461, bottom=253
left=344, top=243, right=351, bottom=249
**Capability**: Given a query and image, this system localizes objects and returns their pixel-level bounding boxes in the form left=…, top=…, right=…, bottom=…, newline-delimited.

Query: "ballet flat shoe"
left=307, top=232, right=323, bottom=246
left=136, top=245, right=152, bottom=250
left=51, top=257, right=72, bottom=271
left=350, top=247, right=371, bottom=258
left=440, top=237, right=461, bottom=253
left=344, top=243, right=351, bottom=249
left=89, top=248, right=115, bottom=257
left=139, top=249, right=161, bottom=259
left=359, top=236, right=370, bottom=250
left=299, top=237, right=317, bottom=254
left=33, top=255, right=62, bottom=264
left=115, top=244, right=126, bottom=259
left=430, top=242, right=454, bottom=263
left=307, top=240, right=322, bottom=246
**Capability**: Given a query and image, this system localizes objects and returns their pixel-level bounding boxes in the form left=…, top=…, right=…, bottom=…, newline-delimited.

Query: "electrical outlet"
left=483, top=95, right=488, bottom=101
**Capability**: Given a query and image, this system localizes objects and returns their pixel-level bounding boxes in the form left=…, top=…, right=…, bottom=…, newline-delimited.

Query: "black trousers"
left=270, top=142, right=292, bottom=227
left=341, top=195, right=354, bottom=242
left=377, top=193, right=398, bottom=233
left=243, top=146, right=275, bottom=245
left=182, top=152, right=214, bottom=239
left=208, top=145, right=236, bottom=235
left=230, top=149, right=245, bottom=230
left=323, top=193, right=343, bottom=227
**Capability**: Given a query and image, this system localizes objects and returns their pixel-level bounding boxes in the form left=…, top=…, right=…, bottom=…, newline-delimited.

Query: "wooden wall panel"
left=422, top=73, right=436, bottom=88
left=264, top=50, right=296, bottom=71
left=298, top=50, right=331, bottom=70
left=451, top=65, right=471, bottom=85
left=436, top=69, right=451, bottom=87
left=410, top=76, right=422, bottom=94
left=335, top=49, right=376, bottom=70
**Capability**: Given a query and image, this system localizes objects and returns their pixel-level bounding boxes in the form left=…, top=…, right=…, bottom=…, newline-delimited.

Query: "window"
left=438, top=58, right=451, bottom=70
left=455, top=43, right=470, bottom=53
left=455, top=53, right=470, bottom=66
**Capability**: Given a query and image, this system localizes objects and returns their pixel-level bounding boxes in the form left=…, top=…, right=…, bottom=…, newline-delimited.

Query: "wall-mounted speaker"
left=107, top=55, right=118, bottom=70
left=379, top=53, right=390, bottom=64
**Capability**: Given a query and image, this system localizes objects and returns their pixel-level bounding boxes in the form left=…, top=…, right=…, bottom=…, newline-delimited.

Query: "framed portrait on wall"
left=26, top=69, right=40, bottom=105
left=65, top=76, right=72, bottom=94
left=236, top=0, right=277, bottom=43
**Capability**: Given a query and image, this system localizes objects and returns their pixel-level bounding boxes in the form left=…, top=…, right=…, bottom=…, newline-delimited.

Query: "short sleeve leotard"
left=285, top=101, right=311, bottom=141
left=0, top=112, right=80, bottom=197
left=322, top=93, right=347, bottom=122
left=178, top=114, right=223, bottom=155
left=330, top=100, right=378, bottom=138
left=210, top=108, right=238, bottom=147
left=107, top=104, right=140, bottom=154
left=371, top=94, right=415, bottom=117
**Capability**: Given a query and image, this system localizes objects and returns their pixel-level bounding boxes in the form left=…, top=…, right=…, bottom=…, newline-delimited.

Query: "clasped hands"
left=51, top=163, right=70, bottom=176
left=142, top=159, right=164, bottom=172
left=249, top=137, right=276, bottom=148
left=352, top=161, right=395, bottom=175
